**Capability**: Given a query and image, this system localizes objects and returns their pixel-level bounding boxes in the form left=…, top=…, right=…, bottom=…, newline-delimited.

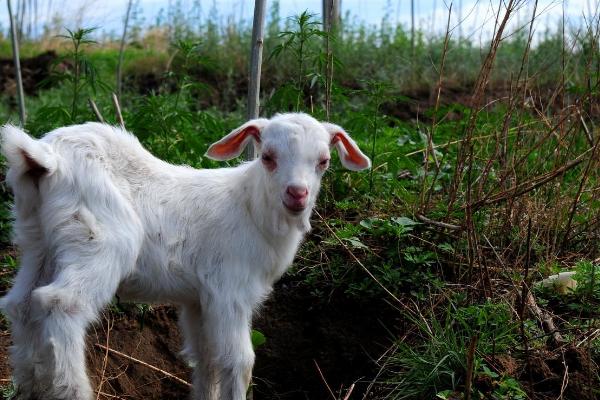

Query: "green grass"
left=387, top=300, right=521, bottom=399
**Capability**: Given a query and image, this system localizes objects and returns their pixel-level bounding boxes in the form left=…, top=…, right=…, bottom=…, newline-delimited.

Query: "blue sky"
left=0, top=1, right=594, bottom=42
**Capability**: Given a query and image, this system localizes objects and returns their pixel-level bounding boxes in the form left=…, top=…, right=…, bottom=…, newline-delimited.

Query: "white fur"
left=0, top=113, right=370, bottom=400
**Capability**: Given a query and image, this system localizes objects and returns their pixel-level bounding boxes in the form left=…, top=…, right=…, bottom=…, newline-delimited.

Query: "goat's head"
left=206, top=113, right=370, bottom=217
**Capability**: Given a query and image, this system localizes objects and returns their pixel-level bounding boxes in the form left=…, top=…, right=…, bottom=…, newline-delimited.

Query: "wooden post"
left=458, top=0, right=463, bottom=40
left=410, top=0, right=415, bottom=57
left=7, top=0, right=26, bottom=126
left=324, top=0, right=339, bottom=120
left=116, top=0, right=134, bottom=101
left=322, top=0, right=341, bottom=31
left=245, top=0, right=267, bottom=160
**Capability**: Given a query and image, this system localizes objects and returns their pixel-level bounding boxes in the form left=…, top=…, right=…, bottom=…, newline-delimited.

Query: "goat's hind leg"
left=29, top=232, right=140, bottom=400
left=0, top=246, right=48, bottom=399
left=179, top=304, right=218, bottom=400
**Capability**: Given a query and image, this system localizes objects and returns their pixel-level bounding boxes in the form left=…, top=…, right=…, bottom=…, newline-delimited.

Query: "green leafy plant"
left=28, top=27, right=109, bottom=132
left=55, top=27, right=108, bottom=121
left=269, top=11, right=329, bottom=111
left=0, top=254, right=18, bottom=288
left=388, top=301, right=518, bottom=399
left=0, top=381, right=16, bottom=400
left=573, top=260, right=600, bottom=299
left=251, top=329, right=266, bottom=350
left=166, top=39, right=210, bottom=108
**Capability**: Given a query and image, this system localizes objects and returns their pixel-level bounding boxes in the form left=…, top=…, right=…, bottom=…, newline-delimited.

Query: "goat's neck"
left=238, top=162, right=310, bottom=243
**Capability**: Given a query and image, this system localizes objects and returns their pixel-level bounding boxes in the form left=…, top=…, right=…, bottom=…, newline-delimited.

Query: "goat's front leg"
left=203, top=298, right=254, bottom=400
left=179, top=303, right=218, bottom=400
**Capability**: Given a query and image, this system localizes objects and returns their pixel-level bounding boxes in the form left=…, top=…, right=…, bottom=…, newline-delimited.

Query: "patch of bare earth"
left=0, top=279, right=395, bottom=399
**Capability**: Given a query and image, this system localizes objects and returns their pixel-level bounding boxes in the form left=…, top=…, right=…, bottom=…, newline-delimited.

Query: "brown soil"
left=0, top=278, right=395, bottom=400
left=252, top=278, right=395, bottom=399
left=0, top=51, right=59, bottom=98
left=521, top=346, right=599, bottom=400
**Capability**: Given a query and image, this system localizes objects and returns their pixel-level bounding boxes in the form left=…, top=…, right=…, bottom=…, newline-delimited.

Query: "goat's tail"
left=1, top=125, right=57, bottom=182
left=1, top=125, right=58, bottom=221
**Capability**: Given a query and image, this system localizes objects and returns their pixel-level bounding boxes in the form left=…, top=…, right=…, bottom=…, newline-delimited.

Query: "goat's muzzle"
left=283, top=185, right=309, bottom=214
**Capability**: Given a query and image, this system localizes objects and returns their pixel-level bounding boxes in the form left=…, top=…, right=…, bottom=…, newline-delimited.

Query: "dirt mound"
left=87, top=306, right=190, bottom=399
left=0, top=51, right=59, bottom=97
left=253, top=278, right=395, bottom=399
left=521, top=346, right=599, bottom=400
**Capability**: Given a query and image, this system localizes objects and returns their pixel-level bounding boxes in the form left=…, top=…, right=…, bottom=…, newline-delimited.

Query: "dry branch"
left=464, top=334, right=478, bottom=400
left=416, top=213, right=461, bottom=231
left=95, top=391, right=124, bottom=399
left=111, top=93, right=125, bottom=129
left=94, top=343, right=191, bottom=387
left=313, top=360, right=336, bottom=400
left=88, top=99, right=105, bottom=123
left=525, top=292, right=564, bottom=345
left=421, top=3, right=452, bottom=211
left=469, top=147, right=592, bottom=210
left=342, top=384, right=355, bottom=400
left=448, top=0, right=518, bottom=210
left=95, top=315, right=113, bottom=400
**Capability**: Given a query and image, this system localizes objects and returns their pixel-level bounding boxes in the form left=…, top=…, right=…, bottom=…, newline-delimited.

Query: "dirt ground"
left=0, top=276, right=396, bottom=399
left=0, top=51, right=59, bottom=98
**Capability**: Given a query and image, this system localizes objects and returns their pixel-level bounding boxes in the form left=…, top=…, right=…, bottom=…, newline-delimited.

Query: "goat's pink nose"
left=286, top=185, right=308, bottom=200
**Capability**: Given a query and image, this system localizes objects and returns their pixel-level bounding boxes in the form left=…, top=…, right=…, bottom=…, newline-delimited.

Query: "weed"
left=251, top=329, right=266, bottom=350
left=55, top=28, right=108, bottom=121
left=0, top=382, right=15, bottom=400
left=0, top=254, right=17, bottom=289
left=387, top=301, right=518, bottom=400
left=269, top=11, right=331, bottom=112
left=26, top=28, right=109, bottom=133
left=573, top=260, right=600, bottom=300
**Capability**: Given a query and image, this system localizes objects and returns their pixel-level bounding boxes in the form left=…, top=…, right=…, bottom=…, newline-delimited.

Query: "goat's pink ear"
left=206, top=118, right=269, bottom=161
left=322, top=123, right=371, bottom=171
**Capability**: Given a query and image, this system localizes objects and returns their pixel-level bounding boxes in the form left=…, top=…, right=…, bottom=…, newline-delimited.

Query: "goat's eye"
left=317, top=158, right=330, bottom=170
left=261, top=152, right=277, bottom=170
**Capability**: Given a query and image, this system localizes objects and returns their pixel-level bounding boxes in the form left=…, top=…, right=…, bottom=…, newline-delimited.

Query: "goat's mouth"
left=282, top=201, right=307, bottom=215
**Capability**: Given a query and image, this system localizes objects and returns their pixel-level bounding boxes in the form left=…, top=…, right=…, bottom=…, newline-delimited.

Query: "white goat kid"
left=0, top=112, right=370, bottom=400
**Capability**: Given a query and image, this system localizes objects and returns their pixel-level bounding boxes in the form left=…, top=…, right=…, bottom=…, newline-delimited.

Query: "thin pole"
left=411, top=0, right=415, bottom=57
left=245, top=0, right=267, bottom=160
left=116, top=0, right=134, bottom=101
left=7, top=0, right=26, bottom=126
left=322, top=0, right=340, bottom=31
